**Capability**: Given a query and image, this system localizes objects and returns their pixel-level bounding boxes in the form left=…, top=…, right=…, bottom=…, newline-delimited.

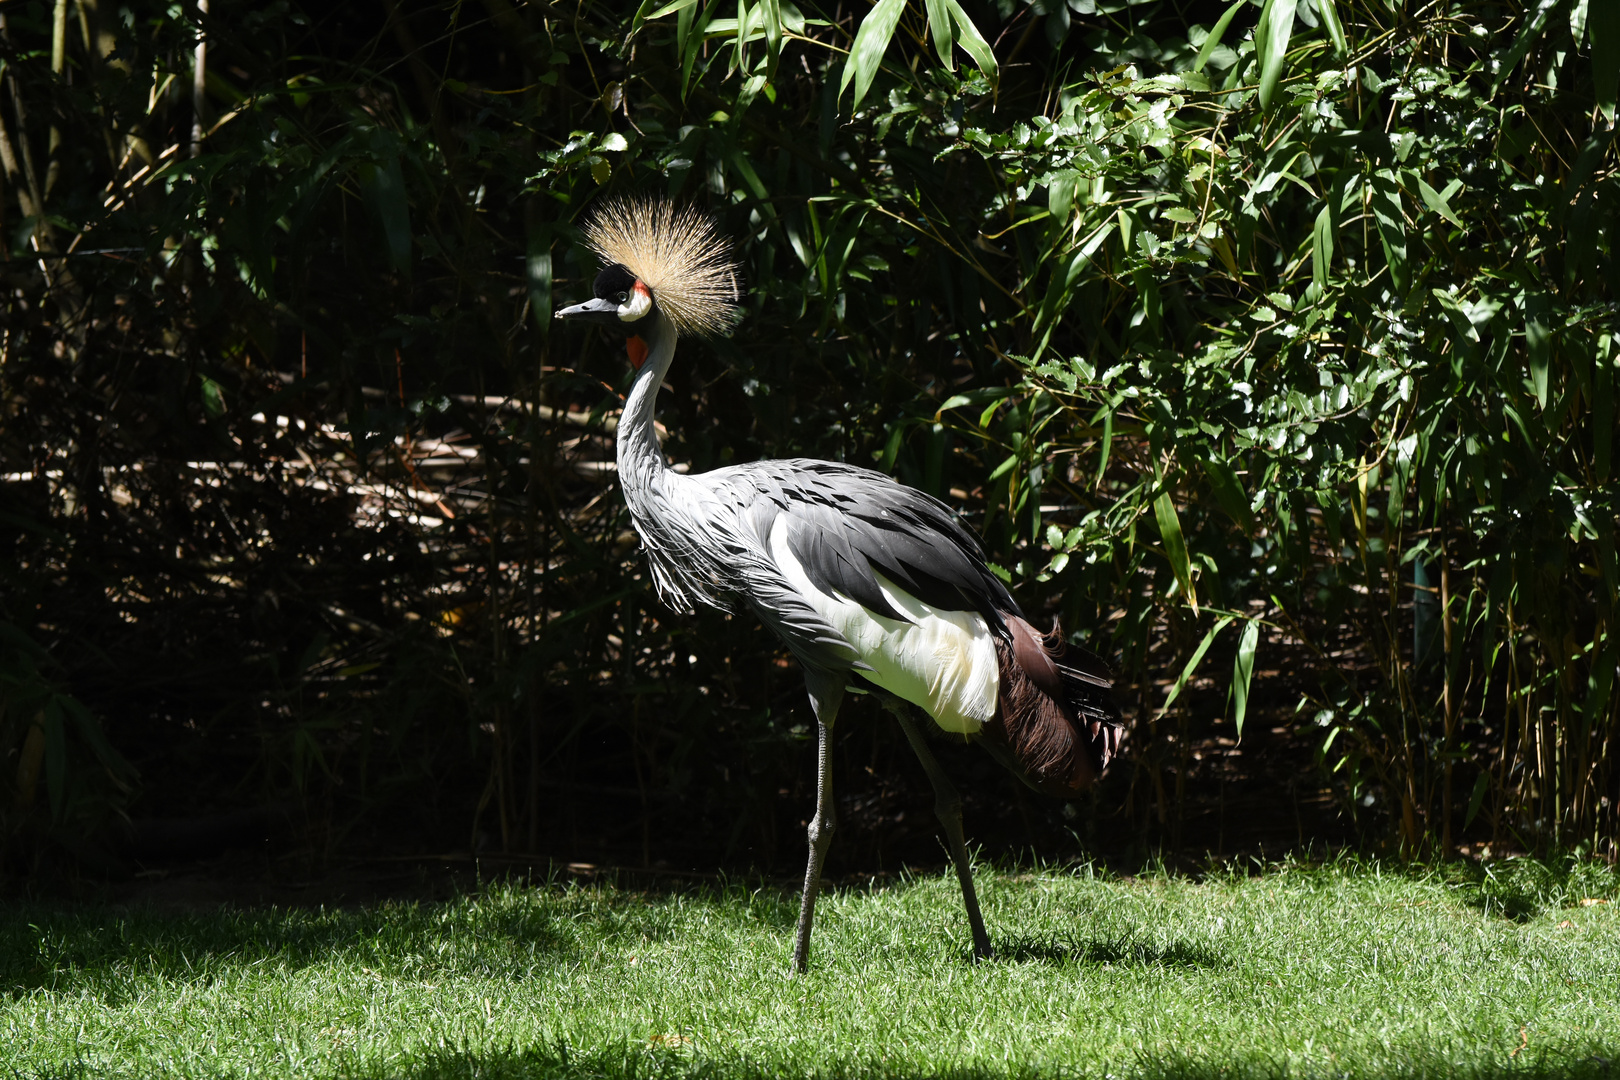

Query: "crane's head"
left=556, top=198, right=740, bottom=348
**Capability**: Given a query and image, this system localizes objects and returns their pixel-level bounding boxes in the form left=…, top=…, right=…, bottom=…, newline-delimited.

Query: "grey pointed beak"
left=556, top=297, right=622, bottom=325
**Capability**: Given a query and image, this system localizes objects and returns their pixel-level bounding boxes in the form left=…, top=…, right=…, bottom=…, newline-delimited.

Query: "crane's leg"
left=886, top=700, right=995, bottom=962
left=792, top=671, right=843, bottom=974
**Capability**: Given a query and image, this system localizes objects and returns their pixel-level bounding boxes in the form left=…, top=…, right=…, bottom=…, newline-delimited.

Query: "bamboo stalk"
left=1440, top=532, right=1455, bottom=854
left=190, top=0, right=207, bottom=158
left=44, top=0, right=65, bottom=198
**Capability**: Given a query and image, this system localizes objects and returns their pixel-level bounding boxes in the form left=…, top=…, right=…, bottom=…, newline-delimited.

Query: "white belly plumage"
left=768, top=518, right=999, bottom=732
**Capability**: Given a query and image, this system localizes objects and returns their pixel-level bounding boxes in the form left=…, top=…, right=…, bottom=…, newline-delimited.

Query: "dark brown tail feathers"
left=984, top=613, right=1121, bottom=797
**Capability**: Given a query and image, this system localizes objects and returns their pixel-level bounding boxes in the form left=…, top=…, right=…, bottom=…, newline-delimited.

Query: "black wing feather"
left=799, top=512, right=907, bottom=621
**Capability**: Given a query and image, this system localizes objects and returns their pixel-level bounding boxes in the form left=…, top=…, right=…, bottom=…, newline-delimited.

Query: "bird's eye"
left=613, top=291, right=629, bottom=304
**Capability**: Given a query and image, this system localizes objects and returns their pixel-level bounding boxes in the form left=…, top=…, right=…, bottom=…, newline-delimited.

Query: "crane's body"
left=560, top=199, right=1120, bottom=971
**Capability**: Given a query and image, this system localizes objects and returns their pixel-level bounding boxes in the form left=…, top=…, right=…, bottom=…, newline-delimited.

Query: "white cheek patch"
left=769, top=517, right=998, bottom=733
left=618, top=281, right=653, bottom=323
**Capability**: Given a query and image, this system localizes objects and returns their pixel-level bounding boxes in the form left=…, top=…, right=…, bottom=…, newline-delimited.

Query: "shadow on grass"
left=396, top=1043, right=1620, bottom=1080
left=0, top=887, right=618, bottom=998
left=33, top=1042, right=1599, bottom=1080
left=23, top=1043, right=1620, bottom=1080
left=994, top=932, right=1225, bottom=970
left=1206, top=848, right=1620, bottom=925
left=1441, top=855, right=1620, bottom=923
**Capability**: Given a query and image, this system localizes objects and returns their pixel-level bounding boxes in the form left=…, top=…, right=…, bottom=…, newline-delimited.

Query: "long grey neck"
left=616, top=311, right=679, bottom=501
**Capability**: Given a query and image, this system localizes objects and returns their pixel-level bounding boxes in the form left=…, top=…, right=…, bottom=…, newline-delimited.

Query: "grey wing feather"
left=640, top=466, right=865, bottom=677
left=712, top=459, right=1021, bottom=636
left=634, top=459, right=1017, bottom=678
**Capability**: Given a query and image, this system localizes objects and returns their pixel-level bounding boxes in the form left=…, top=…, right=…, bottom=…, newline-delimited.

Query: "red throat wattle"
left=627, top=336, right=649, bottom=370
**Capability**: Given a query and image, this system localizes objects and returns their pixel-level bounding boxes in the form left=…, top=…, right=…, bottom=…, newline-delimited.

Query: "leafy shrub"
left=0, top=0, right=1613, bottom=872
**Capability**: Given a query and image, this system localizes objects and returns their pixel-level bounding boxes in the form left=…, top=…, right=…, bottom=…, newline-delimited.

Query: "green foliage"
left=0, top=0, right=1614, bottom=871
left=959, top=0, right=1619, bottom=856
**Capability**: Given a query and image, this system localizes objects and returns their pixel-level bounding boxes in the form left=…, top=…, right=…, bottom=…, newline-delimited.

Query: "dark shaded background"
left=1, top=0, right=1613, bottom=890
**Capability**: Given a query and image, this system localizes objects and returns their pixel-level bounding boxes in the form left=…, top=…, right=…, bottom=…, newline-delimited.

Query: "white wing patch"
left=769, top=517, right=998, bottom=733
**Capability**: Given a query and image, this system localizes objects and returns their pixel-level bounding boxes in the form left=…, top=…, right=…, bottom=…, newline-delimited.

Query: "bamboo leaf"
left=526, top=235, right=552, bottom=339
left=946, top=0, right=998, bottom=85
left=629, top=0, right=662, bottom=39
left=1209, top=230, right=1240, bottom=277
left=1033, top=223, right=1113, bottom=358
left=1205, top=457, right=1257, bottom=533
left=647, top=0, right=701, bottom=18
left=1463, top=771, right=1490, bottom=829
left=1255, top=0, right=1298, bottom=113
left=200, top=375, right=227, bottom=418
left=358, top=156, right=412, bottom=274
left=839, top=0, right=906, bottom=112
left=1159, top=615, right=1234, bottom=718
left=1432, top=288, right=1480, bottom=343
left=1417, top=177, right=1463, bottom=227
left=1592, top=0, right=1619, bottom=121
left=761, top=0, right=783, bottom=75
left=735, top=0, right=752, bottom=76
left=1599, top=531, right=1619, bottom=607
left=880, top=423, right=907, bottom=472
left=925, top=0, right=955, bottom=70
left=1585, top=636, right=1615, bottom=727
left=679, top=1, right=719, bottom=98
left=1315, top=0, right=1347, bottom=55
left=1369, top=170, right=1408, bottom=295
left=1194, top=0, right=1247, bottom=73
left=1095, top=407, right=1113, bottom=488
left=1155, top=491, right=1198, bottom=614
left=987, top=451, right=1020, bottom=482
left=1492, top=0, right=1563, bottom=95
left=1311, top=202, right=1334, bottom=289
left=1232, top=619, right=1261, bottom=738
left=1525, top=294, right=1552, bottom=410
left=1595, top=333, right=1613, bottom=482
left=678, top=1, right=696, bottom=79
left=726, top=146, right=770, bottom=199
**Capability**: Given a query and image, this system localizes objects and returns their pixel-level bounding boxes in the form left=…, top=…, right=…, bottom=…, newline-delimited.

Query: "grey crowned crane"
left=557, top=199, right=1121, bottom=972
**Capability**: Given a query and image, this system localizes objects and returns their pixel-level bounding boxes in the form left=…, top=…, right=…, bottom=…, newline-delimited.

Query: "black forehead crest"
left=593, top=263, right=638, bottom=298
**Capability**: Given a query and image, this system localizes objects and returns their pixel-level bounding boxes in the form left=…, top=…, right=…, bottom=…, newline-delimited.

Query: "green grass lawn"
left=4, top=857, right=1618, bottom=1079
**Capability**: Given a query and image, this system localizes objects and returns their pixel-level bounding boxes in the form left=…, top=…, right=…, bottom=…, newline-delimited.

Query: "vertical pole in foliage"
left=1, top=12, right=56, bottom=271
left=1439, top=543, right=1456, bottom=856
left=45, top=0, right=66, bottom=197
left=190, top=0, right=207, bottom=158
left=525, top=208, right=550, bottom=853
